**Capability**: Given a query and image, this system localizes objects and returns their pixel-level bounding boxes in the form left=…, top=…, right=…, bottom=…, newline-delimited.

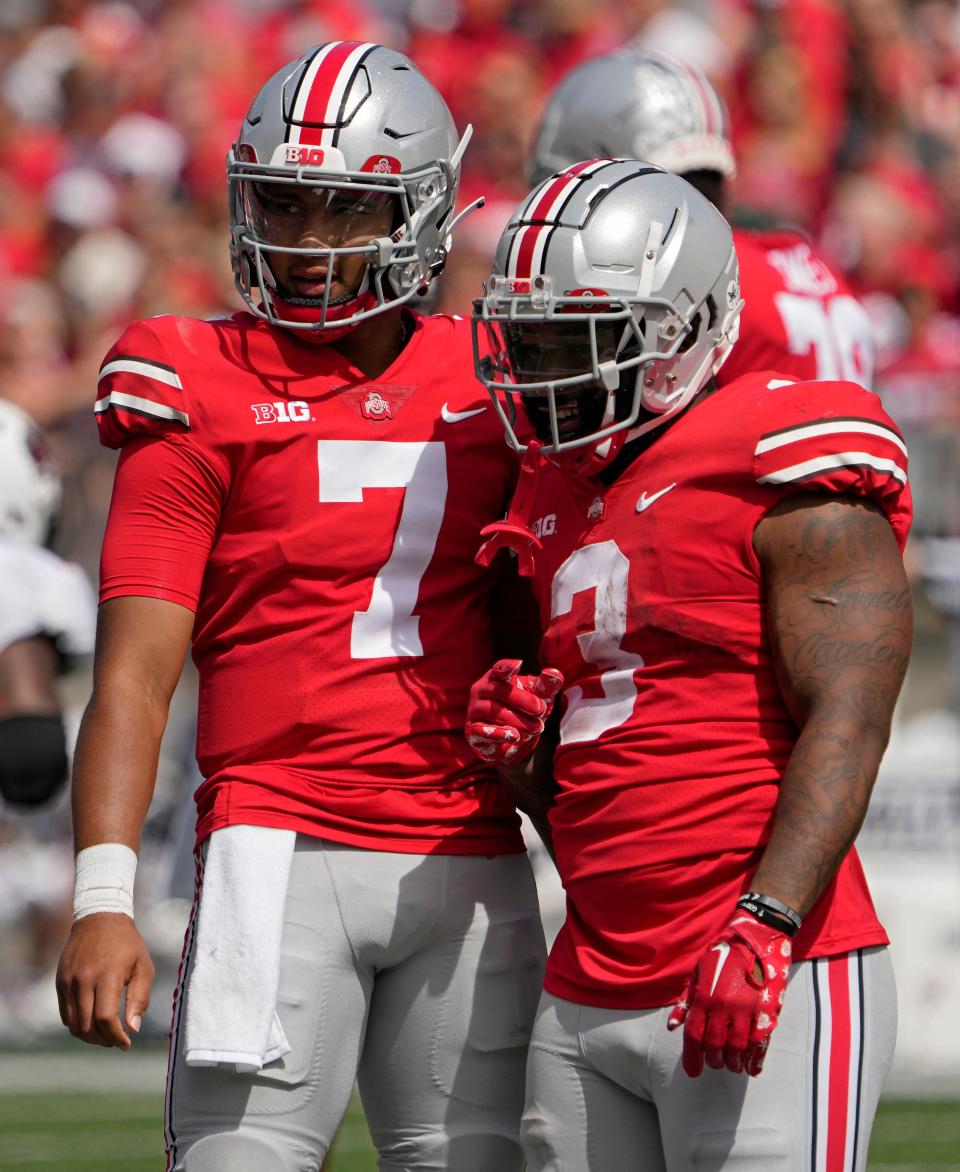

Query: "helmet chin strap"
left=262, top=258, right=380, bottom=344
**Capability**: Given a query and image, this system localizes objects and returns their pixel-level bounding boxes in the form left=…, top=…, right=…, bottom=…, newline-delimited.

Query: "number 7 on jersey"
left=317, top=440, right=448, bottom=659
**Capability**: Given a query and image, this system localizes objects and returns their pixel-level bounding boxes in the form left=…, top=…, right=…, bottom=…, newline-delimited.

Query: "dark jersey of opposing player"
left=721, top=228, right=875, bottom=390
left=522, top=373, right=910, bottom=1009
left=95, top=309, right=524, bottom=854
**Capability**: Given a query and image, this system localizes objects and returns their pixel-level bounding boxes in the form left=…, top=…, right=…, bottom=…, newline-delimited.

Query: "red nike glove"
left=667, top=910, right=792, bottom=1078
left=465, top=659, right=564, bottom=765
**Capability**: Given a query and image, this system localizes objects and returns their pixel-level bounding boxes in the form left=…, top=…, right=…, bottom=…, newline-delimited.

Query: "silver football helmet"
left=227, top=42, right=471, bottom=336
left=0, top=400, right=61, bottom=546
left=473, top=160, right=743, bottom=468
left=529, top=50, right=735, bottom=187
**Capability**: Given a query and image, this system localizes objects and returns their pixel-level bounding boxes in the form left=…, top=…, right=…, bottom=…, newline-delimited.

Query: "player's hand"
left=56, top=914, right=155, bottom=1049
left=667, top=910, right=792, bottom=1078
left=465, top=659, right=563, bottom=765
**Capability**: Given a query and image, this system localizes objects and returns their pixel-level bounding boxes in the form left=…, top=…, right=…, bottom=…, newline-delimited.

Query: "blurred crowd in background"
left=2, top=0, right=960, bottom=1059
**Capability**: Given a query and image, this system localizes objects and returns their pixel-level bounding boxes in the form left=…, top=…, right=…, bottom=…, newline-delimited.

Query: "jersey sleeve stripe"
left=757, top=452, right=907, bottom=486
left=755, top=417, right=906, bottom=457
left=99, top=357, right=184, bottom=390
left=94, top=390, right=190, bottom=427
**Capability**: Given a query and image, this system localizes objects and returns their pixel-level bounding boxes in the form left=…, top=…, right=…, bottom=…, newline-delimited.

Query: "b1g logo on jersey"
left=361, top=390, right=392, bottom=420
left=251, top=401, right=312, bottom=425
left=531, top=513, right=557, bottom=538
left=587, top=496, right=605, bottom=522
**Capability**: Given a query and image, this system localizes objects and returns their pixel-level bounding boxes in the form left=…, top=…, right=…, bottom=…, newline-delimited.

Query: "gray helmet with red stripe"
left=529, top=49, right=735, bottom=187
left=473, top=160, right=742, bottom=467
left=227, top=42, right=471, bottom=335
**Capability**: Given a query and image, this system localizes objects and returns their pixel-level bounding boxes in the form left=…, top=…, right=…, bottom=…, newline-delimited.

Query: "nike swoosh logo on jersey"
left=636, top=483, right=676, bottom=512
left=708, top=942, right=731, bottom=996
left=441, top=403, right=487, bottom=424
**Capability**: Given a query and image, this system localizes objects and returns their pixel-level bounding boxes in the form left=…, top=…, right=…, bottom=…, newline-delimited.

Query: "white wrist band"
left=73, top=843, right=138, bottom=921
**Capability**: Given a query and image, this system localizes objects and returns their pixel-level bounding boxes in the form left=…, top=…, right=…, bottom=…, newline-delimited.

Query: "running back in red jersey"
left=518, top=372, right=910, bottom=1008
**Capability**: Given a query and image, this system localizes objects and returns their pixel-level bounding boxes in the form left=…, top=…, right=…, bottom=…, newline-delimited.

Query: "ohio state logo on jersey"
left=340, top=384, right=415, bottom=421
left=587, top=496, right=605, bottom=521
left=361, top=390, right=392, bottom=420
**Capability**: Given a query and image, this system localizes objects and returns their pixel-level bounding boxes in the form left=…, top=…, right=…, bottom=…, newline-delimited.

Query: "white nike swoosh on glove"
left=708, top=942, right=731, bottom=996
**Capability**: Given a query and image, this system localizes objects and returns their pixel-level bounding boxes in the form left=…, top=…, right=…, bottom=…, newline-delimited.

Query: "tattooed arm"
left=751, top=492, right=912, bottom=916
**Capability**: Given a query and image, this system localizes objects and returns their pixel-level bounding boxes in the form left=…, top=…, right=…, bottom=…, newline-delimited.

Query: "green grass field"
left=0, top=1092, right=957, bottom=1170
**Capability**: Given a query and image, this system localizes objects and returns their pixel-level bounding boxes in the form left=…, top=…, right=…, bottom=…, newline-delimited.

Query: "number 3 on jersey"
left=317, top=440, right=447, bottom=659
left=551, top=539, right=644, bottom=744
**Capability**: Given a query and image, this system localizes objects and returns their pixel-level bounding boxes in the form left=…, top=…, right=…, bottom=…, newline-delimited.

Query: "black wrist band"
left=737, top=892, right=802, bottom=937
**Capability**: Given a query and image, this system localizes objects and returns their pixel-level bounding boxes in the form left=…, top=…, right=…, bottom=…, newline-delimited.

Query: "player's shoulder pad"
left=95, top=316, right=192, bottom=450
left=747, top=375, right=910, bottom=540
left=415, top=309, right=482, bottom=374
left=419, top=309, right=473, bottom=345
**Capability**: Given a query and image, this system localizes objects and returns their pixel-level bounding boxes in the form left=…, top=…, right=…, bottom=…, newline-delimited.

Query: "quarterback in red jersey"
left=55, top=44, right=544, bottom=1171
left=467, top=161, right=910, bottom=1170
left=529, top=48, right=876, bottom=390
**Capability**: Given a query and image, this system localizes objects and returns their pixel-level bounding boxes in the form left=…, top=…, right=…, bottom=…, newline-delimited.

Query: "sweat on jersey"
left=95, top=309, right=525, bottom=855
left=521, top=373, right=911, bottom=1009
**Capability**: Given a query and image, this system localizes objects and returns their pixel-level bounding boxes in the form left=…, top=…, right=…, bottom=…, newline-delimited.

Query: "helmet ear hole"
left=677, top=312, right=702, bottom=355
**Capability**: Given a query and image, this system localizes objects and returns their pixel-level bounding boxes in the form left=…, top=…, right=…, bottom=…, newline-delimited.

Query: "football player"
left=0, top=400, right=95, bottom=808
left=466, top=161, right=910, bottom=1170
left=529, top=49, right=876, bottom=390
left=55, top=44, right=544, bottom=1171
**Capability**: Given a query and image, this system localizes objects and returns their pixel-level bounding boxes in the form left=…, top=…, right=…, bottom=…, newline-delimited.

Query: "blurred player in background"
left=467, top=161, right=910, bottom=1170
left=0, top=399, right=95, bottom=808
left=530, top=48, right=877, bottom=390
left=0, top=399, right=96, bottom=1033
left=56, top=43, right=544, bottom=1171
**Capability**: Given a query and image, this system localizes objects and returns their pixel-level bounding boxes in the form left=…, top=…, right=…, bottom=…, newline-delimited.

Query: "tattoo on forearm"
left=757, top=722, right=874, bottom=907
left=755, top=496, right=913, bottom=912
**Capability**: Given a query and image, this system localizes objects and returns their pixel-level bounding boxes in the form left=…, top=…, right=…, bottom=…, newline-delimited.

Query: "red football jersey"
left=96, top=310, right=525, bottom=855
left=522, top=374, right=911, bottom=1009
left=720, top=228, right=876, bottom=390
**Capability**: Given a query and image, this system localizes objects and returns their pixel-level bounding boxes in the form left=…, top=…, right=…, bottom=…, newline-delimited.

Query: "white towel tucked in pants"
left=184, top=824, right=296, bottom=1072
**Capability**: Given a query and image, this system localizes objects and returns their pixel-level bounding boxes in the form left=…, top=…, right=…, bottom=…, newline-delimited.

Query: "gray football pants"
left=165, top=837, right=546, bottom=1171
left=523, top=947, right=897, bottom=1171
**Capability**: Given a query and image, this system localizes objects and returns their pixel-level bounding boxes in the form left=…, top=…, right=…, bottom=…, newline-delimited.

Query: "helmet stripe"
left=510, top=159, right=620, bottom=278
left=511, top=224, right=542, bottom=280
left=679, top=61, right=716, bottom=134
left=289, top=41, right=377, bottom=150
left=527, top=158, right=608, bottom=223
left=288, top=42, right=353, bottom=141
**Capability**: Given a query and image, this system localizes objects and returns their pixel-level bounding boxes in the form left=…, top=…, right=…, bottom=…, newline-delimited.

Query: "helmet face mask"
left=227, top=42, right=468, bottom=337
left=476, top=291, right=665, bottom=454
left=472, top=161, right=743, bottom=469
